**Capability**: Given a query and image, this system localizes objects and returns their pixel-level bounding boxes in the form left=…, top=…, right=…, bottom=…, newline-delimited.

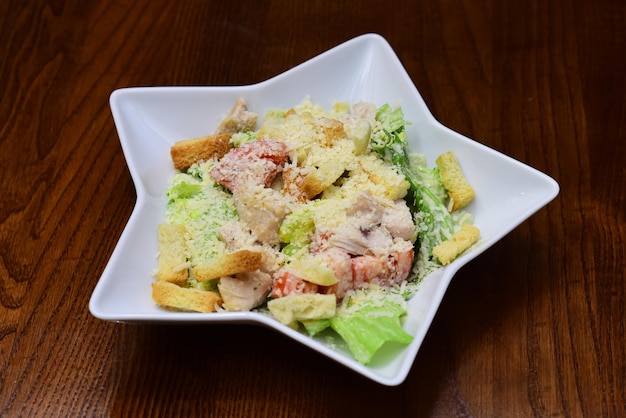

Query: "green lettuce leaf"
left=279, top=206, right=315, bottom=257
left=166, top=180, right=202, bottom=201
left=328, top=293, right=413, bottom=364
left=301, top=319, right=331, bottom=336
left=371, top=104, right=455, bottom=278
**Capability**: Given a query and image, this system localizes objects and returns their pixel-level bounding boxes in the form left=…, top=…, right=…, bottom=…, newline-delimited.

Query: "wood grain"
left=1, top=0, right=624, bottom=416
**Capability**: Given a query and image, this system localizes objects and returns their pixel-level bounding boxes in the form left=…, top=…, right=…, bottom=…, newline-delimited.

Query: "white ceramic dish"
left=90, top=33, right=559, bottom=386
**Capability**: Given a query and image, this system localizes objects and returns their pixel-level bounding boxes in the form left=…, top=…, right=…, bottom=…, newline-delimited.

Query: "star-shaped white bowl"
left=90, top=33, right=559, bottom=386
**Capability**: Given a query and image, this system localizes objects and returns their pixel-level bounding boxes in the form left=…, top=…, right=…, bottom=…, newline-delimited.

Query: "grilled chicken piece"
left=382, top=199, right=416, bottom=241
left=233, top=186, right=290, bottom=246
left=323, top=191, right=416, bottom=257
left=215, top=97, right=258, bottom=134
left=218, top=270, right=272, bottom=311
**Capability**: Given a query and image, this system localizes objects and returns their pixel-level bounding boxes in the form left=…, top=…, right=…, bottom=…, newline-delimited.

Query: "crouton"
left=436, top=151, right=475, bottom=212
left=318, top=117, right=345, bottom=146
left=193, top=249, right=263, bottom=282
left=358, top=154, right=409, bottom=200
left=432, top=224, right=480, bottom=265
left=157, top=223, right=188, bottom=285
left=170, top=133, right=232, bottom=171
left=283, top=165, right=326, bottom=202
left=152, top=281, right=222, bottom=312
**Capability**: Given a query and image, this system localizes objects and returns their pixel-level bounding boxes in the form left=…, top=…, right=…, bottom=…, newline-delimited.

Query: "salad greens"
left=330, top=294, right=413, bottom=365
left=279, top=206, right=315, bottom=257
left=371, top=104, right=455, bottom=278
left=302, top=288, right=413, bottom=365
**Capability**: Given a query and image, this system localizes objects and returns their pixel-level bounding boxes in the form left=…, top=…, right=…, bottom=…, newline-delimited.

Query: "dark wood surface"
left=1, top=0, right=624, bottom=416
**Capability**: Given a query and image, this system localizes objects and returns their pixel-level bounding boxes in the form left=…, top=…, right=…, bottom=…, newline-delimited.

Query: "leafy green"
left=165, top=163, right=238, bottom=263
left=301, top=319, right=331, bottom=336
left=371, top=104, right=455, bottom=278
left=279, top=206, right=315, bottom=257
left=166, top=180, right=202, bottom=201
left=230, top=131, right=256, bottom=147
left=328, top=292, right=413, bottom=364
left=298, top=289, right=414, bottom=364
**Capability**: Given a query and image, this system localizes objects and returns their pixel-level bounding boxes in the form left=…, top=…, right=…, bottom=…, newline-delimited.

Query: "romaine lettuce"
left=371, top=104, right=455, bottom=278
left=279, top=207, right=315, bottom=257
left=329, top=292, right=413, bottom=364
left=300, top=289, right=414, bottom=365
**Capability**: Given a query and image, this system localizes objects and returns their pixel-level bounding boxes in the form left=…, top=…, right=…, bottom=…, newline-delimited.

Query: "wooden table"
left=1, top=0, right=624, bottom=416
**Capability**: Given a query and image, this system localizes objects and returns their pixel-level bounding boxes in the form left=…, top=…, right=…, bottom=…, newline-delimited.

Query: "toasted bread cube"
left=316, top=159, right=347, bottom=190
left=170, top=133, right=232, bottom=171
left=283, top=165, right=326, bottom=202
left=358, top=154, right=409, bottom=200
left=151, top=281, right=222, bottom=312
left=436, top=151, right=475, bottom=212
left=318, top=117, right=345, bottom=146
left=433, top=224, right=480, bottom=265
left=157, top=223, right=188, bottom=285
left=193, top=249, right=263, bottom=282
